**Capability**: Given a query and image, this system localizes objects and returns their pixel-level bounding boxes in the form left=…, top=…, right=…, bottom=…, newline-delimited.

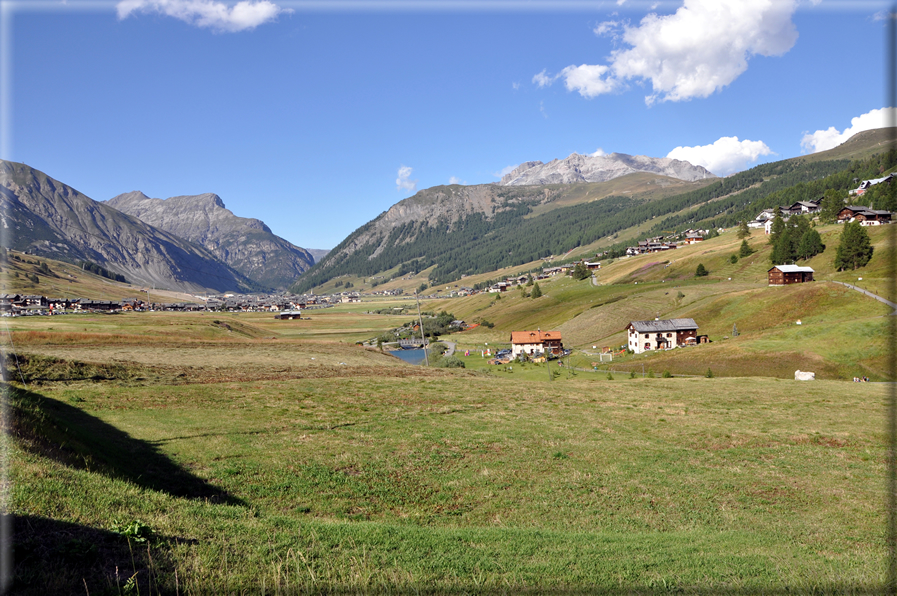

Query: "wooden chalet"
left=768, top=265, right=814, bottom=286
left=837, top=206, right=891, bottom=224
left=626, top=319, right=699, bottom=354
left=510, top=330, right=563, bottom=358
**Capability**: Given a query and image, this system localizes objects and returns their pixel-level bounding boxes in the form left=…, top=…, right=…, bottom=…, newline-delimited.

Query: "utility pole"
left=415, top=290, right=429, bottom=366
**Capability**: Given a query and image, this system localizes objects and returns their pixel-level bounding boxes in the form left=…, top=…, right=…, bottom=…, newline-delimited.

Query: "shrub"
left=435, top=356, right=465, bottom=368
left=630, top=371, right=637, bottom=379
left=705, top=368, right=714, bottom=378
left=662, top=371, right=672, bottom=378
left=606, top=373, right=614, bottom=380
left=729, top=254, right=738, bottom=264
left=695, top=264, right=709, bottom=277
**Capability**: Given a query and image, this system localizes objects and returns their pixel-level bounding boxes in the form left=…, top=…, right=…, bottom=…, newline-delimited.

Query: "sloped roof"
left=510, top=330, right=562, bottom=344
left=769, top=265, right=814, bottom=273
left=628, top=318, right=698, bottom=333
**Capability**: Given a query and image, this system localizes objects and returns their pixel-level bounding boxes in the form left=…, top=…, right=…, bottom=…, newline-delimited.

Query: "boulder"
left=795, top=370, right=816, bottom=381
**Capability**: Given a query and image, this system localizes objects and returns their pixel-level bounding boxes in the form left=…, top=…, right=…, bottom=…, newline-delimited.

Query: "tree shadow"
left=10, top=513, right=191, bottom=595
left=6, top=383, right=245, bottom=506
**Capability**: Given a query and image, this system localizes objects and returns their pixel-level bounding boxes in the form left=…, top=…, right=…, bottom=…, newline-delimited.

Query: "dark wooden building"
left=768, top=265, right=814, bottom=286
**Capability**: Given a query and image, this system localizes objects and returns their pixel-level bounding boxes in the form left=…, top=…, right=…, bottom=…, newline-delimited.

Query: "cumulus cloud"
left=667, top=136, right=773, bottom=177
left=449, top=176, right=464, bottom=185
left=116, top=0, right=289, bottom=32
left=539, top=0, right=799, bottom=104
left=800, top=107, right=897, bottom=153
left=396, top=165, right=418, bottom=194
left=590, top=148, right=607, bottom=157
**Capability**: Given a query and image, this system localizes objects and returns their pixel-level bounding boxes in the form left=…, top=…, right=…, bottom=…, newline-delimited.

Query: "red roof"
left=510, top=330, right=562, bottom=344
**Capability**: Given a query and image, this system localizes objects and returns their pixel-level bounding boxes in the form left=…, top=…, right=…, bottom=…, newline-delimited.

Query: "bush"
left=606, top=373, right=614, bottom=380
left=705, top=368, right=714, bottom=378
left=662, top=371, right=672, bottom=378
left=435, top=356, right=465, bottom=368
left=729, top=254, right=738, bottom=264
left=630, top=370, right=637, bottom=379
left=695, top=264, right=709, bottom=277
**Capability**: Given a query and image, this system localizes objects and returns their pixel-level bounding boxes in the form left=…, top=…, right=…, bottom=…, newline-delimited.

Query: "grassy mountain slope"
left=295, top=129, right=896, bottom=294
left=427, top=223, right=893, bottom=381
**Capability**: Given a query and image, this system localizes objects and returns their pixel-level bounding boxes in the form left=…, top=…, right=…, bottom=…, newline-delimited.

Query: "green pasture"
left=7, top=355, right=889, bottom=593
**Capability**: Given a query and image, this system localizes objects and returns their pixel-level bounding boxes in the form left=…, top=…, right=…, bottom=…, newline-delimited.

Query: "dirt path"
left=828, top=281, right=897, bottom=314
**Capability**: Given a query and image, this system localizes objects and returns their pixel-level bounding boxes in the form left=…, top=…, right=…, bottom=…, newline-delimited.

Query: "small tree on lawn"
left=531, top=282, right=542, bottom=299
left=736, top=220, right=751, bottom=239
left=738, top=239, right=755, bottom=258
left=695, top=263, right=708, bottom=277
left=572, top=262, right=590, bottom=281
left=796, top=228, right=825, bottom=261
left=834, top=221, right=873, bottom=271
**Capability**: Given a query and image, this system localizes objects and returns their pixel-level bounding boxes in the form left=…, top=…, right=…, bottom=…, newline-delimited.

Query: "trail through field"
left=829, top=280, right=897, bottom=314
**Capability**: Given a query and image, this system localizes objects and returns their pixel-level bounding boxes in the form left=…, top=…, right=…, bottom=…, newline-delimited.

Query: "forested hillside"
left=293, top=134, right=897, bottom=293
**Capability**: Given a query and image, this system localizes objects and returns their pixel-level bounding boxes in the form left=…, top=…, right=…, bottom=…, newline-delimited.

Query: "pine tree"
left=768, top=213, right=785, bottom=246
left=736, top=220, right=751, bottom=239
left=819, top=189, right=846, bottom=223
left=695, top=263, right=708, bottom=277
left=834, top=221, right=873, bottom=270
left=531, top=282, right=542, bottom=298
left=738, top=239, right=755, bottom=258
left=796, top=228, right=825, bottom=260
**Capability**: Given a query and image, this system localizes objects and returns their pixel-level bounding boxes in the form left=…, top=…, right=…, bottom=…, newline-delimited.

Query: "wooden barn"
left=768, top=265, right=814, bottom=286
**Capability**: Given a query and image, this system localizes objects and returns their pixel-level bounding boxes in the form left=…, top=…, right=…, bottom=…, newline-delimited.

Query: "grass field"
left=3, top=309, right=892, bottom=594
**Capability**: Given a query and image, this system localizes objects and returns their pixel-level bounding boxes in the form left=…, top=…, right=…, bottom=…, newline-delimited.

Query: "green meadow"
left=3, top=224, right=895, bottom=593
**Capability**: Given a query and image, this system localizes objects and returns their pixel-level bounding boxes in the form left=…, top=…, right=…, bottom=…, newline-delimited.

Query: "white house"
left=626, top=319, right=699, bottom=354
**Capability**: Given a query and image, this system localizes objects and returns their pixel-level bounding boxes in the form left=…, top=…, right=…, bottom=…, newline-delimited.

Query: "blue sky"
left=2, top=0, right=894, bottom=250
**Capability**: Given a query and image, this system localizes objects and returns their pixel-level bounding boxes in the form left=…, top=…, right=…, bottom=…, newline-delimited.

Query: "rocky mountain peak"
left=499, top=152, right=716, bottom=186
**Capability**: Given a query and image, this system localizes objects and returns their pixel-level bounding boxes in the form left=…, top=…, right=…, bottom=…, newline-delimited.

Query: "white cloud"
left=540, top=0, right=799, bottom=104
left=539, top=100, right=548, bottom=118
left=493, top=164, right=518, bottom=179
left=449, top=176, right=464, bottom=185
left=512, top=82, right=521, bottom=91
left=559, top=64, right=617, bottom=98
left=667, top=136, right=773, bottom=176
left=116, top=0, right=289, bottom=32
left=800, top=107, right=897, bottom=153
left=396, top=165, right=418, bottom=194
left=532, top=69, right=556, bottom=88
left=593, top=20, right=620, bottom=36
left=590, top=148, right=607, bottom=157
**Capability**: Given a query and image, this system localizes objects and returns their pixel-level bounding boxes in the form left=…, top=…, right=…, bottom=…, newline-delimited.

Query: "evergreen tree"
left=571, top=262, right=590, bottom=280
left=834, top=221, right=873, bottom=270
left=729, top=254, right=738, bottom=264
left=736, top=220, right=751, bottom=239
left=531, top=282, right=542, bottom=298
left=526, top=273, right=534, bottom=286
left=768, top=213, right=785, bottom=246
left=695, top=263, right=708, bottom=277
left=795, top=228, right=825, bottom=260
left=819, top=188, right=846, bottom=223
left=738, top=239, right=755, bottom=257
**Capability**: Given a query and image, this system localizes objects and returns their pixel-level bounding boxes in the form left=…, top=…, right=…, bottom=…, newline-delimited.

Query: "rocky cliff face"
left=106, top=192, right=314, bottom=289
left=0, top=160, right=256, bottom=293
left=499, top=152, right=717, bottom=186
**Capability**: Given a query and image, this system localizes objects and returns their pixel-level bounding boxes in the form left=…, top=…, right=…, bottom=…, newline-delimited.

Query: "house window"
left=666, top=333, right=671, bottom=337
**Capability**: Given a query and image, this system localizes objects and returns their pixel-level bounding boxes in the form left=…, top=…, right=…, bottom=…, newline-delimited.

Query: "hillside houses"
left=849, top=173, right=894, bottom=196
left=837, top=205, right=892, bottom=225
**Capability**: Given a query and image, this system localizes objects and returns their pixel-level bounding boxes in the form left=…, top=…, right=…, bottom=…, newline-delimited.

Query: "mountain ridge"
left=0, top=160, right=259, bottom=293
left=106, top=191, right=315, bottom=289
left=499, top=152, right=717, bottom=186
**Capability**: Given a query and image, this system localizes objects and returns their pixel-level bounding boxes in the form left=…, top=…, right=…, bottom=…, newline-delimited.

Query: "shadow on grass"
left=6, top=382, right=245, bottom=505
left=10, top=513, right=190, bottom=595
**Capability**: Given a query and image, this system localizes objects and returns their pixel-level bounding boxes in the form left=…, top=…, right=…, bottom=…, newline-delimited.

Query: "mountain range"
left=499, top=152, right=717, bottom=186
left=106, top=191, right=314, bottom=289
left=0, top=160, right=314, bottom=293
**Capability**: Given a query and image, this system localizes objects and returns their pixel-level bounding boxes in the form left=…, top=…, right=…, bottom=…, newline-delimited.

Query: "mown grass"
left=6, top=340, right=889, bottom=593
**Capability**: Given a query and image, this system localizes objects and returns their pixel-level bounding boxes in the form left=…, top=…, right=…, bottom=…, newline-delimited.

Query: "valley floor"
left=3, top=325, right=890, bottom=594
